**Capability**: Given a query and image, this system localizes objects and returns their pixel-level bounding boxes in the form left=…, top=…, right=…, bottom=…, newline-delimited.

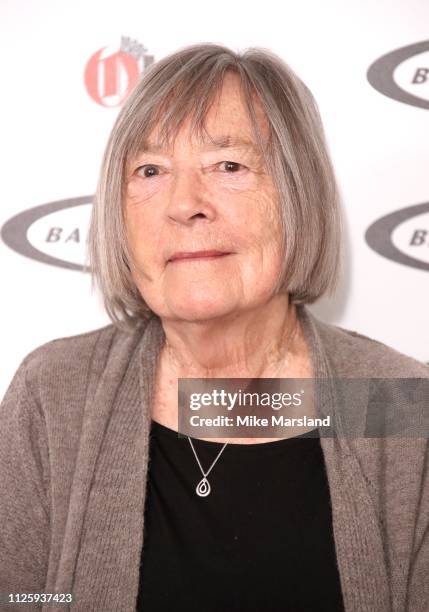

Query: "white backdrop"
left=1, top=0, right=428, bottom=398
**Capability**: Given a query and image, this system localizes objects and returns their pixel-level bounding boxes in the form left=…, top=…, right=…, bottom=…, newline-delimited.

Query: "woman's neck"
left=158, top=294, right=307, bottom=379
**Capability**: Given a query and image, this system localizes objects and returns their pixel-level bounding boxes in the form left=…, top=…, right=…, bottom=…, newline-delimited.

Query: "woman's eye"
left=219, top=161, right=245, bottom=173
left=137, top=165, right=160, bottom=178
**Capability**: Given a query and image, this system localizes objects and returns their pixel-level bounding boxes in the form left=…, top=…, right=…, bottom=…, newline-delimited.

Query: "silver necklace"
left=183, top=313, right=299, bottom=496
left=187, top=436, right=228, bottom=497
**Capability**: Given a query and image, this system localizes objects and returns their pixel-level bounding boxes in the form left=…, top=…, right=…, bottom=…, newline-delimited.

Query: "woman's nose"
left=166, top=170, right=215, bottom=224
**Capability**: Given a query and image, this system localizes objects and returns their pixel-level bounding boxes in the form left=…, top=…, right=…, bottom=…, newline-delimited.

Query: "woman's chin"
left=165, top=295, right=237, bottom=322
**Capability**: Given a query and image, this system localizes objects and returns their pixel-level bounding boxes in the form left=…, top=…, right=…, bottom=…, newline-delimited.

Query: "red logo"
left=84, top=37, right=154, bottom=107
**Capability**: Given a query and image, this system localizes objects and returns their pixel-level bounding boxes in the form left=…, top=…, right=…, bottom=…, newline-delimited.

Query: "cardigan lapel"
left=52, top=315, right=165, bottom=611
left=300, top=306, right=391, bottom=612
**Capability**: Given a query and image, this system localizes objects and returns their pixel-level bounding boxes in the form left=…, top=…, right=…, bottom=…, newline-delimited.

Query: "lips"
left=168, top=250, right=231, bottom=262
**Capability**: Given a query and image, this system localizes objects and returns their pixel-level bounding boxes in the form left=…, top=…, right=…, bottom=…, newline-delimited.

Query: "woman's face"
left=124, top=72, right=284, bottom=322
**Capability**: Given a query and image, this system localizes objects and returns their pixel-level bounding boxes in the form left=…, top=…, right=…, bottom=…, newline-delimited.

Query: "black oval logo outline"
left=367, top=40, right=429, bottom=109
left=0, top=196, right=93, bottom=271
left=365, top=202, right=429, bottom=272
left=3, top=197, right=429, bottom=273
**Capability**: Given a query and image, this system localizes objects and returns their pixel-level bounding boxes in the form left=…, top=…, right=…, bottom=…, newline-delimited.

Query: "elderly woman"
left=1, top=43, right=428, bottom=612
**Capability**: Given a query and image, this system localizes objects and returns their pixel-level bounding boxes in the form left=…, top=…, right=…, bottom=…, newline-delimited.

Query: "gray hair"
left=86, top=42, right=342, bottom=331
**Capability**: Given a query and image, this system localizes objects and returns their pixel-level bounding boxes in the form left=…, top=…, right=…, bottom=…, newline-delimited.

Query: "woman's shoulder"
left=21, top=323, right=117, bottom=374
left=309, top=313, right=429, bottom=378
left=12, top=318, right=150, bottom=398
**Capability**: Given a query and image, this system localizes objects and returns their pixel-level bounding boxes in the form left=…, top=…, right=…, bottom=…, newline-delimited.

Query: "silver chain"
left=183, top=312, right=298, bottom=497
left=187, top=436, right=228, bottom=497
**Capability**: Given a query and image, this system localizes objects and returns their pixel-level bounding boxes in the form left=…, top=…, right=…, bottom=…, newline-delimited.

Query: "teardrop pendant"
left=196, top=477, right=211, bottom=497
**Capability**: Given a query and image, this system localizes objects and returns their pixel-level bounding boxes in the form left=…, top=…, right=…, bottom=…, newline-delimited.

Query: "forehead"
left=141, top=132, right=261, bottom=155
left=206, top=71, right=269, bottom=131
left=142, top=72, right=270, bottom=154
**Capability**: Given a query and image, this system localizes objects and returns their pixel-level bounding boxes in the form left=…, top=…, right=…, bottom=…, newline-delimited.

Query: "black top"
left=137, top=420, right=345, bottom=612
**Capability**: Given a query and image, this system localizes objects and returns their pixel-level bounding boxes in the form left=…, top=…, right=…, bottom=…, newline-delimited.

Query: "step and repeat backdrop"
left=1, top=0, right=428, bottom=397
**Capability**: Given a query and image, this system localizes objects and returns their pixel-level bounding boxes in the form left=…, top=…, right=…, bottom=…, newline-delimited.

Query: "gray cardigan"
left=1, top=304, right=428, bottom=612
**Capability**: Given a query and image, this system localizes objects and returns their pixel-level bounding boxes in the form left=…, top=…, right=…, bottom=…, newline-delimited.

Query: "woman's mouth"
left=168, top=250, right=232, bottom=262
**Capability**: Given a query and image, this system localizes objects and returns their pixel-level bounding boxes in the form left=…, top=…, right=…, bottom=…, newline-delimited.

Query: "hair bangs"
left=124, top=61, right=271, bottom=171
